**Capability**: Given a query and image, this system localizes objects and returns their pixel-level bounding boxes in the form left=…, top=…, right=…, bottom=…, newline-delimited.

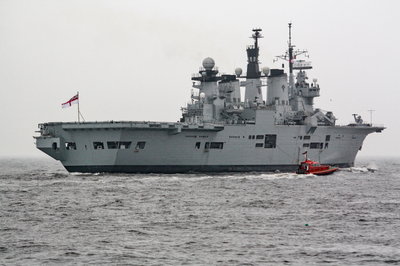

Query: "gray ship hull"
left=35, top=120, right=382, bottom=173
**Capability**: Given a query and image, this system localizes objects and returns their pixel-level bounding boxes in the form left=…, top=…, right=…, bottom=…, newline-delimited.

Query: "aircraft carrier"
left=35, top=24, right=385, bottom=173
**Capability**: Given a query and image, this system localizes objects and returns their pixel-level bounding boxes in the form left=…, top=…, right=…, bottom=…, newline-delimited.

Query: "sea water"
left=1, top=157, right=399, bottom=265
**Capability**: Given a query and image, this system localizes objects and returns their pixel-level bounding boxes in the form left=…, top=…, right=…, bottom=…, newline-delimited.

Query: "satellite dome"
left=313, top=78, right=318, bottom=83
left=199, top=92, right=206, bottom=99
left=262, top=67, right=270, bottom=75
left=202, top=57, right=215, bottom=70
left=235, top=67, right=243, bottom=77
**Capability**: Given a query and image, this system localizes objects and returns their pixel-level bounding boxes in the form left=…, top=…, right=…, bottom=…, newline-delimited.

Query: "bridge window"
left=255, top=143, right=263, bottom=148
left=256, top=135, right=264, bottom=139
left=107, top=141, right=132, bottom=149
left=65, top=142, right=76, bottom=150
left=195, top=142, right=201, bottom=149
left=107, top=141, right=118, bottom=149
left=304, top=135, right=311, bottom=140
left=210, top=142, right=224, bottom=149
left=119, top=141, right=132, bottom=149
left=135, top=141, right=146, bottom=150
left=93, top=142, right=104, bottom=150
left=325, top=135, right=331, bottom=141
left=325, top=143, right=329, bottom=149
left=303, top=143, right=310, bottom=147
left=205, top=142, right=224, bottom=149
left=310, top=142, right=323, bottom=149
left=264, top=134, right=277, bottom=148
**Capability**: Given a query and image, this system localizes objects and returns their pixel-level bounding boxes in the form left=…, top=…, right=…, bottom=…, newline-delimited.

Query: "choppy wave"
left=1, top=157, right=399, bottom=265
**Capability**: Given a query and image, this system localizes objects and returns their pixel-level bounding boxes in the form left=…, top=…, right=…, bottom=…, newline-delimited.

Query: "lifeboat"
left=296, top=159, right=338, bottom=175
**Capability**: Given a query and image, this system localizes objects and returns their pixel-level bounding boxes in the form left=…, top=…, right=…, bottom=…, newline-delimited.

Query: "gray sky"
left=0, top=0, right=398, bottom=157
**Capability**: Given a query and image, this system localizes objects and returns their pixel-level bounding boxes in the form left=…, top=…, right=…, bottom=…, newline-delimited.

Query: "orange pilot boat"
left=296, top=159, right=338, bottom=175
left=296, top=152, right=338, bottom=175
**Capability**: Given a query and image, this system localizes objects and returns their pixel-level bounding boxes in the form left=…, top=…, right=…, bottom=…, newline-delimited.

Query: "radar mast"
left=288, top=23, right=293, bottom=74
left=252, top=28, right=262, bottom=50
left=246, top=28, right=263, bottom=79
left=275, top=23, right=311, bottom=96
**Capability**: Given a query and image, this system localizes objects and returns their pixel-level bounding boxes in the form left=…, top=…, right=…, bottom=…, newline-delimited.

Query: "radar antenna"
left=251, top=28, right=263, bottom=49
left=274, top=23, right=309, bottom=74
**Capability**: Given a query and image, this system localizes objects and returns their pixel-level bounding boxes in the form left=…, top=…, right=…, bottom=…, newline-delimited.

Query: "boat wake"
left=342, top=165, right=379, bottom=173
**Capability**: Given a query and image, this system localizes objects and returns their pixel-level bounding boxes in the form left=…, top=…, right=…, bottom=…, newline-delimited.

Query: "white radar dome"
left=313, top=78, right=318, bottom=83
left=199, top=92, right=206, bottom=99
left=202, top=57, right=215, bottom=70
left=235, top=67, right=243, bottom=77
left=262, top=67, right=270, bottom=75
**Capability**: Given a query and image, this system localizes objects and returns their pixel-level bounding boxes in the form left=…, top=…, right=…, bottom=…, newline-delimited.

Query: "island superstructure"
left=35, top=24, right=384, bottom=173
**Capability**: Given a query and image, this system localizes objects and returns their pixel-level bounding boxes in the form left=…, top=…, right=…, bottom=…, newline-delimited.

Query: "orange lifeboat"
left=296, top=159, right=338, bottom=175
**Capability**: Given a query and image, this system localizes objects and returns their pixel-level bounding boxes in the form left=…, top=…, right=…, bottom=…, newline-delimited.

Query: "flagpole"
left=77, top=91, right=80, bottom=123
